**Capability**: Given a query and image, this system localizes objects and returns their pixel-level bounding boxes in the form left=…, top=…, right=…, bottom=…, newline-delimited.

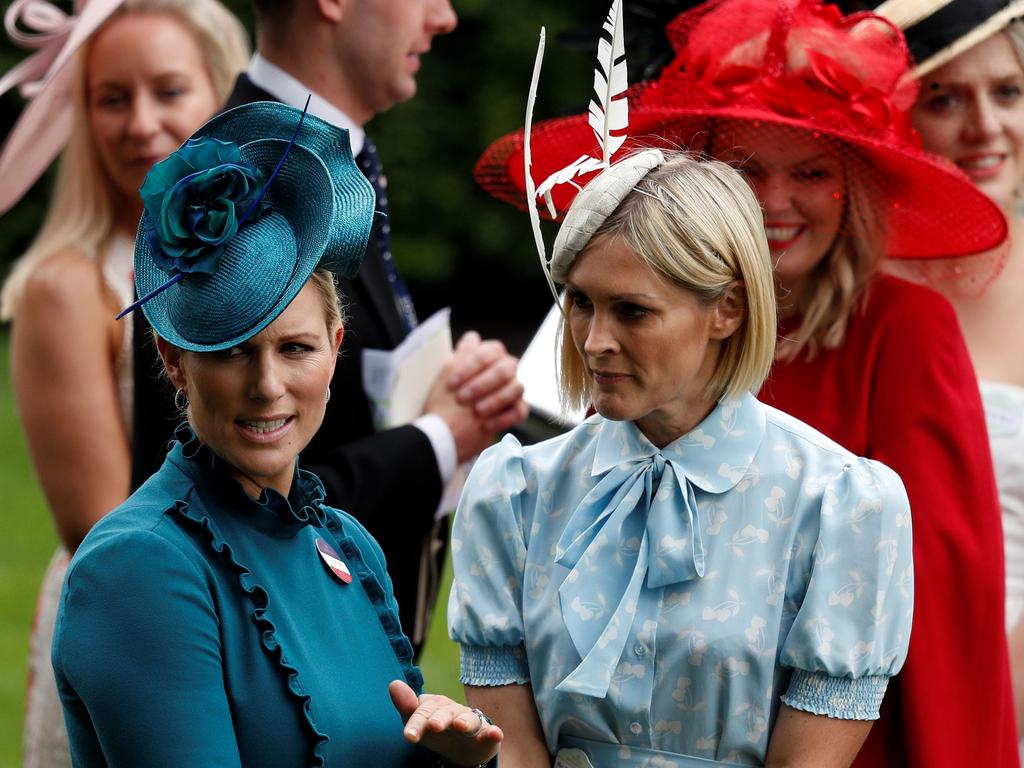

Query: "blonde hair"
left=0, top=0, right=250, bottom=320
left=310, top=269, right=345, bottom=334
left=558, top=151, right=777, bottom=412
left=1006, top=22, right=1024, bottom=73
left=775, top=151, right=886, bottom=360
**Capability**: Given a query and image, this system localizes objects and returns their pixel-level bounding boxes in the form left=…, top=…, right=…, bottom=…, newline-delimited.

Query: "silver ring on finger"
left=465, top=708, right=493, bottom=738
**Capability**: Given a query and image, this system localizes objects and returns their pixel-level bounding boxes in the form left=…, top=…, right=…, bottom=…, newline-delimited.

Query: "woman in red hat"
left=473, top=0, right=1017, bottom=764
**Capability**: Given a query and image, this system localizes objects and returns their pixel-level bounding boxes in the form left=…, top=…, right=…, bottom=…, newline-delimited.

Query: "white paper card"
left=363, top=308, right=453, bottom=431
left=362, top=308, right=466, bottom=520
left=518, top=301, right=586, bottom=429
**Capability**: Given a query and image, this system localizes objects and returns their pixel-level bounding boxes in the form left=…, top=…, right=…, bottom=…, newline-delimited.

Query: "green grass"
left=0, top=329, right=58, bottom=767
left=419, top=555, right=464, bottom=702
left=0, top=328, right=463, bottom=765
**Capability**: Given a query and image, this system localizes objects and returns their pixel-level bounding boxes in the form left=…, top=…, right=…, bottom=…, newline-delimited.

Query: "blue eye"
left=618, top=303, right=648, bottom=320
left=568, top=290, right=592, bottom=311
left=923, top=91, right=958, bottom=113
left=96, top=93, right=128, bottom=109
left=213, top=345, right=246, bottom=360
left=995, top=83, right=1022, bottom=104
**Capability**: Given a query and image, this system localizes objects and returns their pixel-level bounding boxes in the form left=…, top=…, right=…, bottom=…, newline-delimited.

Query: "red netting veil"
left=474, top=0, right=1008, bottom=267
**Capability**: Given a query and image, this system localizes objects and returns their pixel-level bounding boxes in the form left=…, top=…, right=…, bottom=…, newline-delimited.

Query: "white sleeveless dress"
left=980, top=380, right=1024, bottom=758
left=982, top=380, right=1024, bottom=631
left=22, top=235, right=134, bottom=768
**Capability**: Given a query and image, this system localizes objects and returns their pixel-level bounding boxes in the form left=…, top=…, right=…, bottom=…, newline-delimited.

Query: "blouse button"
left=629, top=722, right=643, bottom=735
left=634, top=643, right=648, bottom=657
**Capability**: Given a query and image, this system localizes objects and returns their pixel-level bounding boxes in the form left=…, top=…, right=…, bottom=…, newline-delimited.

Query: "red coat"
left=759, top=275, right=1018, bottom=767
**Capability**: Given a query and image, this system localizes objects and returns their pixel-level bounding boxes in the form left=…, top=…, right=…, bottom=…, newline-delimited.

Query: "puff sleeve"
left=779, top=457, right=914, bottom=720
left=448, top=435, right=532, bottom=686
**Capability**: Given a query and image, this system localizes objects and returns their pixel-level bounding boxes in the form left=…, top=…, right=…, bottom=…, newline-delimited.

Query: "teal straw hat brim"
left=133, top=102, right=375, bottom=352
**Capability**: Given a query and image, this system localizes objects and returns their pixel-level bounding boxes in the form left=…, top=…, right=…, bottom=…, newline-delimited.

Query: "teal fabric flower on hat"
left=141, top=137, right=269, bottom=275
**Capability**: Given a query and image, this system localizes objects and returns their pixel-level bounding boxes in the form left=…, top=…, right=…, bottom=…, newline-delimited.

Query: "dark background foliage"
left=0, top=0, right=650, bottom=352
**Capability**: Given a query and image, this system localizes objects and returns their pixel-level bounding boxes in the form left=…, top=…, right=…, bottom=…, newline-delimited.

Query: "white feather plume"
left=523, top=27, right=561, bottom=305
left=589, top=0, right=628, bottom=164
left=534, top=0, right=628, bottom=217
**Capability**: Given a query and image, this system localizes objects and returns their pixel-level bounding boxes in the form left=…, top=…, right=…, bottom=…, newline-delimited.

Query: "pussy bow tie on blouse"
left=554, top=395, right=765, bottom=698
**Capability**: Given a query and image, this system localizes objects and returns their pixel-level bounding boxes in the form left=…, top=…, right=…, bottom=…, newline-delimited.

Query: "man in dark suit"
left=131, top=0, right=527, bottom=655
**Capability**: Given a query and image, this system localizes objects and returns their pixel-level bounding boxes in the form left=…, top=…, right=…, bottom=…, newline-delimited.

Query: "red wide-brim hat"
left=475, top=0, right=1008, bottom=261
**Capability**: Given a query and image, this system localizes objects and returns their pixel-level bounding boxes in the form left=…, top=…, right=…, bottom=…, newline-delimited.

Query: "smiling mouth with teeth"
left=958, top=155, right=1004, bottom=170
left=764, top=225, right=803, bottom=243
left=240, top=418, right=289, bottom=433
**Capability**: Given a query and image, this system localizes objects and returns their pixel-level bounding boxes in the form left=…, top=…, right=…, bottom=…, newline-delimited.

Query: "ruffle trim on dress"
left=321, top=512, right=424, bottom=693
left=177, top=425, right=328, bottom=529
left=171, top=498, right=330, bottom=766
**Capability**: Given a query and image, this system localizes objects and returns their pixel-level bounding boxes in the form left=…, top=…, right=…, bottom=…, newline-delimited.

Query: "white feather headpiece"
left=523, top=0, right=665, bottom=298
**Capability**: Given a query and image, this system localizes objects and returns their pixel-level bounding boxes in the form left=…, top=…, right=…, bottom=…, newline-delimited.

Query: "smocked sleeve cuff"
left=459, top=644, right=531, bottom=686
left=781, top=670, right=889, bottom=720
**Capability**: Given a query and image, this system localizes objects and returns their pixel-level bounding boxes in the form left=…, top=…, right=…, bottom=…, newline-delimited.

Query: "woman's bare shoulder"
left=17, top=248, right=115, bottom=322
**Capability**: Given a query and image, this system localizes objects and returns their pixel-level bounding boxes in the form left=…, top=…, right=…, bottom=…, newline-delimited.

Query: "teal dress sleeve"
left=448, top=435, right=532, bottom=686
left=54, top=529, right=243, bottom=767
left=779, top=457, right=914, bottom=719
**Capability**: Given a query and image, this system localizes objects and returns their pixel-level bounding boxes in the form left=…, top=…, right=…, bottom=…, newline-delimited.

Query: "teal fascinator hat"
left=125, top=100, right=375, bottom=352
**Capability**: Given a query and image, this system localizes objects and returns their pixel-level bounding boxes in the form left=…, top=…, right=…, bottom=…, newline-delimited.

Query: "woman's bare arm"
left=465, top=684, right=550, bottom=768
left=12, top=250, right=131, bottom=550
left=765, top=705, right=872, bottom=768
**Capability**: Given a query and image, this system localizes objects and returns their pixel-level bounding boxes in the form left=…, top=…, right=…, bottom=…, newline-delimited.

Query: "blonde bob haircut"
left=0, top=0, right=250, bottom=319
left=558, top=151, right=777, bottom=413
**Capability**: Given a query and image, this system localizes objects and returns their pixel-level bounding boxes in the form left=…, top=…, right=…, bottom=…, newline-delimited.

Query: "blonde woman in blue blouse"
left=448, top=151, right=914, bottom=767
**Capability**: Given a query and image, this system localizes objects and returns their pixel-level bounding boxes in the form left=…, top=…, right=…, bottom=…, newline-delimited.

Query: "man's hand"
left=424, top=331, right=527, bottom=462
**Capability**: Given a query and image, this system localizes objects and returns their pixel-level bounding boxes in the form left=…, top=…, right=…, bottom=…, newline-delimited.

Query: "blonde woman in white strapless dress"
left=907, top=12, right=1024, bottom=748
left=0, top=3, right=248, bottom=765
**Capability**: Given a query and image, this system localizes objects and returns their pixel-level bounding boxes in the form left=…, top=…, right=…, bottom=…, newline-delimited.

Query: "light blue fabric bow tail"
left=555, top=453, right=706, bottom=698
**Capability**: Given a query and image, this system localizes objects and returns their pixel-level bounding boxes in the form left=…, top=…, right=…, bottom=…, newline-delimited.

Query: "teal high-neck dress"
left=53, top=430, right=434, bottom=767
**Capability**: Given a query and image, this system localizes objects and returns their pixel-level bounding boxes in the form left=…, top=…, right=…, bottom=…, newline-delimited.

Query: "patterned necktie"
left=355, top=137, right=418, bottom=333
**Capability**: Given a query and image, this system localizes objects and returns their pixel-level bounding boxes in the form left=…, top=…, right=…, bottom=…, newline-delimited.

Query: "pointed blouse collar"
left=591, top=393, right=766, bottom=492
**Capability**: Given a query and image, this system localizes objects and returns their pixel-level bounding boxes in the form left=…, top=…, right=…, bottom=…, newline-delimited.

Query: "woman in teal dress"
left=448, top=150, right=914, bottom=765
left=52, top=101, right=502, bottom=768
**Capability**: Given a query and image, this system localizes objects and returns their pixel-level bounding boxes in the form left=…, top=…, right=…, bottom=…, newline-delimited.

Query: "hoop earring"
left=325, top=387, right=331, bottom=404
left=174, top=388, right=189, bottom=411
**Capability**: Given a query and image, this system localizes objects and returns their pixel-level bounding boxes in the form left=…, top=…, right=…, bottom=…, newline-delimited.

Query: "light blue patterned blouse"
left=448, top=394, right=913, bottom=764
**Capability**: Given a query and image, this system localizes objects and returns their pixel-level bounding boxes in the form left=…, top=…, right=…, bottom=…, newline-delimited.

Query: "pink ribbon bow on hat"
left=0, top=0, right=125, bottom=214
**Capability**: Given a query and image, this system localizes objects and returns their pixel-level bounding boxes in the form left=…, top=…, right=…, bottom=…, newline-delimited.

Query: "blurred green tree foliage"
left=0, top=0, right=615, bottom=348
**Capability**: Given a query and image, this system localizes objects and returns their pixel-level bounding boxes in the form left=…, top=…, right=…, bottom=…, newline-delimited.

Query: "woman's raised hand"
left=389, top=680, right=502, bottom=767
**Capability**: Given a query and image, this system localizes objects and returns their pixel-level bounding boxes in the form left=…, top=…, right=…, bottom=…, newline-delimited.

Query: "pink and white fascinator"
left=0, top=0, right=125, bottom=214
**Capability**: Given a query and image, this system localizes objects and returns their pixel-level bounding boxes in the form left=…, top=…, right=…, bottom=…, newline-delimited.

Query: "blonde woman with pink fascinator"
left=0, top=1, right=248, bottom=764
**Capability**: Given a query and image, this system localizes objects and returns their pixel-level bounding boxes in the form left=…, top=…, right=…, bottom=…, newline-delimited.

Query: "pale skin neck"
left=223, top=451, right=295, bottom=500
left=634, top=396, right=718, bottom=449
left=258, top=29, right=372, bottom=126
